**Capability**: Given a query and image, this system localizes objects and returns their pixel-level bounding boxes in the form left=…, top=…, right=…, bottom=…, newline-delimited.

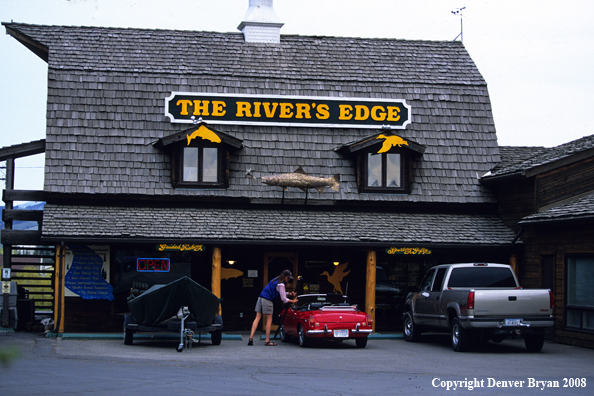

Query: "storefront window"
left=112, top=247, right=194, bottom=313
left=566, top=255, right=594, bottom=331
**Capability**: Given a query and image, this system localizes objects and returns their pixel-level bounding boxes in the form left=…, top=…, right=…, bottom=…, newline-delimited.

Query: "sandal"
left=247, top=338, right=253, bottom=346
left=264, top=341, right=277, bottom=346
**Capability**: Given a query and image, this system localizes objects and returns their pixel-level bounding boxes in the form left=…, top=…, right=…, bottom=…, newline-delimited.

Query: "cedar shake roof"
left=482, top=134, right=594, bottom=180
left=41, top=204, right=517, bottom=246
left=3, top=23, right=500, bottom=205
left=519, top=191, right=594, bottom=225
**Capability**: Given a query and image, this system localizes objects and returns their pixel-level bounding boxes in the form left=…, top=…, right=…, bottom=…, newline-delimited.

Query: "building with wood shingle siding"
left=2, top=1, right=524, bottom=336
left=481, top=135, right=594, bottom=349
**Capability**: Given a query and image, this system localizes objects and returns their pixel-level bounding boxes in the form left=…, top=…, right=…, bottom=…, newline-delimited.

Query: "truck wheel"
left=403, top=311, right=421, bottom=342
left=451, top=318, right=470, bottom=352
left=355, top=337, right=368, bottom=348
left=124, top=328, right=134, bottom=345
left=524, top=333, right=545, bottom=352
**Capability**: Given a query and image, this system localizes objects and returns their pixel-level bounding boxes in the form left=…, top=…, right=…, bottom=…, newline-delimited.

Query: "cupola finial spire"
left=238, top=0, right=284, bottom=44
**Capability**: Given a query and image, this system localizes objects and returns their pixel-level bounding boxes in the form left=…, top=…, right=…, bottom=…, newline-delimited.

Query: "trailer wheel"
left=124, top=328, right=134, bottom=345
left=211, top=329, right=222, bottom=345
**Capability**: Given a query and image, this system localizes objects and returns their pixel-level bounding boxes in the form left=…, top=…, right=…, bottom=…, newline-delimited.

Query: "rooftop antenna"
left=451, top=7, right=466, bottom=43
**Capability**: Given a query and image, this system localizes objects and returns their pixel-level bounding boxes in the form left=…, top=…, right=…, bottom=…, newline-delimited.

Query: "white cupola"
left=237, top=0, right=284, bottom=44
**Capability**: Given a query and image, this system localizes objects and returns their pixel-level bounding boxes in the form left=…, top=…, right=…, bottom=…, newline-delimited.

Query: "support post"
left=510, top=253, right=518, bottom=277
left=212, top=247, right=222, bottom=315
left=53, top=244, right=66, bottom=334
left=365, top=250, right=377, bottom=332
left=2, top=158, right=15, bottom=328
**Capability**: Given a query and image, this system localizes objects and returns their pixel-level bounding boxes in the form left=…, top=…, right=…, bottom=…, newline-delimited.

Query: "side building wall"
left=520, top=222, right=594, bottom=349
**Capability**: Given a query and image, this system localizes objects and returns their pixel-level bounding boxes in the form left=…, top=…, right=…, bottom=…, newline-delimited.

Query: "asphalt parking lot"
left=1, top=330, right=594, bottom=395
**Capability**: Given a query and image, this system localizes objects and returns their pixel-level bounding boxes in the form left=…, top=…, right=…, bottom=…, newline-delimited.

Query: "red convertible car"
left=278, top=294, right=373, bottom=348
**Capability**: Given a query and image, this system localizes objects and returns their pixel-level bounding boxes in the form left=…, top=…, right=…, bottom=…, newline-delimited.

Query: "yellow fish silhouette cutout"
left=376, top=134, right=408, bottom=153
left=187, top=125, right=222, bottom=146
left=221, top=267, right=244, bottom=281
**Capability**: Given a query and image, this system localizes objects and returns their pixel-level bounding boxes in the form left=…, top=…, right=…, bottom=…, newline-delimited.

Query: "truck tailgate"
left=473, top=289, right=551, bottom=317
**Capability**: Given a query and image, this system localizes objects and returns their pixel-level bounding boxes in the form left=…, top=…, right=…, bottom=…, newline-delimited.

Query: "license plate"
left=333, top=329, right=349, bottom=338
left=505, top=319, right=521, bottom=326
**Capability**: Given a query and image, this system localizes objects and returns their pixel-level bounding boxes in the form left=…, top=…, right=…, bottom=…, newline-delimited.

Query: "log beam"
left=365, top=250, right=377, bottom=332
left=212, top=247, right=222, bottom=315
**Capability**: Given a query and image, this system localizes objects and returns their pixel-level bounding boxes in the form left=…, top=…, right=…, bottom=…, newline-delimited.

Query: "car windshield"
left=294, top=294, right=348, bottom=309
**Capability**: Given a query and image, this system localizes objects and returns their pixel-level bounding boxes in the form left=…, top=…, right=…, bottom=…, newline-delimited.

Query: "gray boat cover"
left=127, top=276, right=220, bottom=327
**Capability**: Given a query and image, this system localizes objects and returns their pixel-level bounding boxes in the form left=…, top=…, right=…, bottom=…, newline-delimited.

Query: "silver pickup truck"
left=403, top=263, right=554, bottom=352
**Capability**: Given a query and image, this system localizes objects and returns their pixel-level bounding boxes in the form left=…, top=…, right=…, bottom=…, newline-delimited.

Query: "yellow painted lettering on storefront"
left=279, top=103, right=294, bottom=118
left=339, top=104, right=353, bottom=120
left=355, top=105, right=370, bottom=120
left=262, top=102, right=278, bottom=118
left=253, top=102, right=262, bottom=118
left=212, top=101, right=226, bottom=116
left=236, top=101, right=252, bottom=117
left=316, top=104, right=330, bottom=120
left=295, top=103, right=312, bottom=119
left=387, top=106, right=401, bottom=122
left=371, top=106, right=387, bottom=121
left=192, top=100, right=210, bottom=116
left=176, top=99, right=193, bottom=115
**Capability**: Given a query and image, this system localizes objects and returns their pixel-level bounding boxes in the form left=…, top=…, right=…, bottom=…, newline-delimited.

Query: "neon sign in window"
left=137, top=258, right=171, bottom=273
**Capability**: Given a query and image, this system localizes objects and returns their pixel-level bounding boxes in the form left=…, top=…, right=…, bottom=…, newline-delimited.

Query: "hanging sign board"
left=386, top=247, right=432, bottom=255
left=165, top=92, right=411, bottom=129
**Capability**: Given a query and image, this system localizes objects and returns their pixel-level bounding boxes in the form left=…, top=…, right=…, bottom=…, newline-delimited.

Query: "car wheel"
left=355, top=337, right=368, bottom=348
left=451, top=317, right=470, bottom=352
left=403, top=311, right=421, bottom=342
left=524, top=333, right=545, bottom=352
left=279, top=324, right=290, bottom=343
left=124, top=328, right=134, bottom=345
left=298, top=325, right=310, bottom=348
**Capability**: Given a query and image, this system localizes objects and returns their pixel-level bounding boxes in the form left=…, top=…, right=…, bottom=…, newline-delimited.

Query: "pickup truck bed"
left=403, top=263, right=554, bottom=352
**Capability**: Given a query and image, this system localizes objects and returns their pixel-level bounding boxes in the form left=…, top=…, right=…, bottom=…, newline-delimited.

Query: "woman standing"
left=248, top=269, right=297, bottom=346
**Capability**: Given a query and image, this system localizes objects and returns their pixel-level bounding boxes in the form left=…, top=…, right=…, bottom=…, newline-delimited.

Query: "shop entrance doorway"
left=263, top=252, right=298, bottom=331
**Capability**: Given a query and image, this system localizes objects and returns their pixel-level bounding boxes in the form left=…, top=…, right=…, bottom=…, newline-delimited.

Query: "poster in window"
left=64, top=245, right=113, bottom=300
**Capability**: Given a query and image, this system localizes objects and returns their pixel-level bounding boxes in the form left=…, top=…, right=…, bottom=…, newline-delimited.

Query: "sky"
left=1, top=0, right=594, bottom=191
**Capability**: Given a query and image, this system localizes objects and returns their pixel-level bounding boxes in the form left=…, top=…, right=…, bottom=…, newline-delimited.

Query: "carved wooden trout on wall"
left=262, top=167, right=340, bottom=193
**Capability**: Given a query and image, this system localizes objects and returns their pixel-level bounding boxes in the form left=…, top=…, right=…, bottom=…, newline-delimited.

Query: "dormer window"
left=336, top=132, right=425, bottom=194
left=182, top=145, right=220, bottom=185
left=366, top=152, right=402, bottom=189
left=155, top=122, right=243, bottom=189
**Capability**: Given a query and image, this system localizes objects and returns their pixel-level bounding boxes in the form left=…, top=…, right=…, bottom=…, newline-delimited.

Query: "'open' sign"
left=137, top=258, right=170, bottom=273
